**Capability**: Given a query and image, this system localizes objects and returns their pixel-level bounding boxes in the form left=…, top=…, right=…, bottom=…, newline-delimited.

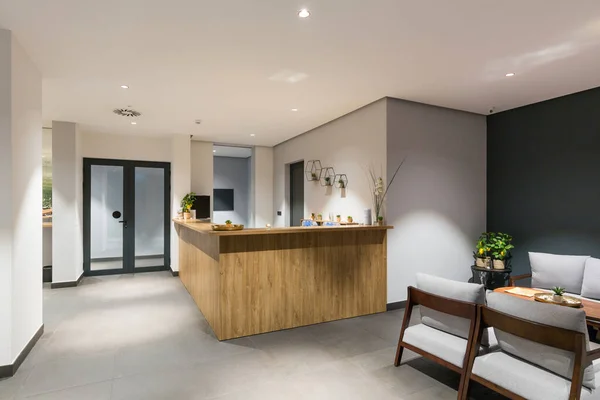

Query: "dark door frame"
left=83, top=158, right=171, bottom=276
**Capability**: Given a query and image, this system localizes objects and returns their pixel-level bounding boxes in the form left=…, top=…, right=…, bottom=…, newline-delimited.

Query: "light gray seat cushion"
left=582, top=258, right=600, bottom=300
left=473, top=352, right=598, bottom=400
left=402, top=324, right=498, bottom=368
left=529, top=252, right=590, bottom=294
left=487, top=292, right=595, bottom=390
left=415, top=273, right=487, bottom=344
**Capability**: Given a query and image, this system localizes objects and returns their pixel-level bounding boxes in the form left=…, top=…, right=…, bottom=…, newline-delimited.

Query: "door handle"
left=119, top=220, right=128, bottom=228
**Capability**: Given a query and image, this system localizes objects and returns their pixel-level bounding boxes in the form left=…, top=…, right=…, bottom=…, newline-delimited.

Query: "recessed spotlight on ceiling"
left=505, top=73, right=515, bottom=77
left=121, top=85, right=129, bottom=89
left=298, top=9, right=310, bottom=18
left=291, top=108, right=298, bottom=112
left=213, top=150, right=216, bottom=153
left=131, top=121, right=137, bottom=125
left=250, top=134, right=256, bottom=137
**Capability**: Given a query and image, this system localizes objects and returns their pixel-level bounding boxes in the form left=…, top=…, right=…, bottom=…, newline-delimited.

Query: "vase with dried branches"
left=368, top=157, right=406, bottom=224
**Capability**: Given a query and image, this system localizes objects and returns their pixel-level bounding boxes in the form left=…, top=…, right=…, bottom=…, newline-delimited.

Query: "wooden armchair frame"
left=394, top=286, right=479, bottom=397
left=462, top=305, right=600, bottom=400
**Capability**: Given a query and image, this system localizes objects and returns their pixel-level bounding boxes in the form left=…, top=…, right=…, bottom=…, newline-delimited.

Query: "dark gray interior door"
left=289, top=161, right=304, bottom=227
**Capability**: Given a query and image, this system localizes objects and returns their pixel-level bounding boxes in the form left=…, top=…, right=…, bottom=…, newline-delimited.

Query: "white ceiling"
left=1, top=1, right=600, bottom=147
left=213, top=145, right=252, bottom=158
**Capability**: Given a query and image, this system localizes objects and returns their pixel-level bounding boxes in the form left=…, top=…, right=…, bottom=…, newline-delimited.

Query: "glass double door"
left=83, top=158, right=170, bottom=275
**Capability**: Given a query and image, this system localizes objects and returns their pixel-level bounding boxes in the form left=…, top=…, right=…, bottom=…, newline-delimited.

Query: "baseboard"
left=386, top=301, right=407, bottom=311
left=51, top=272, right=84, bottom=289
left=170, top=268, right=179, bottom=277
left=0, top=324, right=44, bottom=378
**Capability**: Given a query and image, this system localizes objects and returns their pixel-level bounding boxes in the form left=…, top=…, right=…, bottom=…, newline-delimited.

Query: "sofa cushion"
left=582, top=258, right=600, bottom=300
left=529, top=252, right=589, bottom=294
left=486, top=292, right=595, bottom=390
left=472, top=352, right=596, bottom=400
left=416, top=273, right=485, bottom=342
left=403, top=324, right=467, bottom=367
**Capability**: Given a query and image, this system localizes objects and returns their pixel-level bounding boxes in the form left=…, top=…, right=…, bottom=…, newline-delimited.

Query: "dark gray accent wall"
left=487, top=87, right=600, bottom=274
left=213, top=156, right=250, bottom=226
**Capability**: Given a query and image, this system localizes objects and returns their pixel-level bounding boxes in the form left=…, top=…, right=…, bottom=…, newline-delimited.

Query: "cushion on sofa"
left=403, top=324, right=467, bottom=367
left=472, top=352, right=596, bottom=400
left=582, top=257, right=600, bottom=300
left=416, top=273, right=486, bottom=343
left=486, top=292, right=595, bottom=390
left=529, top=252, right=590, bottom=294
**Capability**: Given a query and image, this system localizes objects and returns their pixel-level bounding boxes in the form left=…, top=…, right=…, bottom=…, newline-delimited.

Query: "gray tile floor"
left=0, top=272, right=503, bottom=400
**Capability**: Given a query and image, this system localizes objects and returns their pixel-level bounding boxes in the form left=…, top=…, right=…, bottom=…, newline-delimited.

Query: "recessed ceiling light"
left=298, top=9, right=310, bottom=18
left=250, top=134, right=256, bottom=137
left=121, top=85, right=129, bottom=89
left=213, top=150, right=216, bottom=153
left=505, top=73, right=515, bottom=77
left=291, top=108, right=298, bottom=112
left=131, top=121, right=137, bottom=125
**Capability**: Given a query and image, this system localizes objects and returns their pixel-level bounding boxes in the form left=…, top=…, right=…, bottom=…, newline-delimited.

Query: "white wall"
left=213, top=157, right=250, bottom=225
left=386, top=98, right=487, bottom=302
left=170, top=135, right=191, bottom=272
left=251, top=146, right=274, bottom=228
left=0, top=30, right=43, bottom=366
left=52, top=121, right=84, bottom=284
left=273, top=99, right=387, bottom=227
left=81, top=132, right=171, bottom=162
left=190, top=141, right=214, bottom=219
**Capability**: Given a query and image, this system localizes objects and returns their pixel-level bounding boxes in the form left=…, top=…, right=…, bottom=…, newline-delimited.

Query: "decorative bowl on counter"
left=211, top=224, right=244, bottom=231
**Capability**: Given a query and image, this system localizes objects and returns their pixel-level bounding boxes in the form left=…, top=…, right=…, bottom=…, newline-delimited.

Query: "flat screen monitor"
left=214, top=189, right=234, bottom=211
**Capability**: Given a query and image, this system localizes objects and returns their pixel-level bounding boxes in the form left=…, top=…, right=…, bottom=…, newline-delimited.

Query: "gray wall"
left=213, top=156, right=250, bottom=226
left=386, top=98, right=487, bottom=302
left=487, top=87, right=600, bottom=274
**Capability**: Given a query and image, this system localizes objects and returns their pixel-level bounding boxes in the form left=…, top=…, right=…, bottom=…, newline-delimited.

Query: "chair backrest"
left=484, top=292, right=593, bottom=391
left=529, top=252, right=589, bottom=294
left=582, top=257, right=600, bottom=300
left=416, top=273, right=485, bottom=341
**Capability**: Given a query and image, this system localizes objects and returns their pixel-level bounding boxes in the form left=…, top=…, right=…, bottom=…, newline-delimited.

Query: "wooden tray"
left=534, top=293, right=583, bottom=308
left=211, top=224, right=244, bottom=231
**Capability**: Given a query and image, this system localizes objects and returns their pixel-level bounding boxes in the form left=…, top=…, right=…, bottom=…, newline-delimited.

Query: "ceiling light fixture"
left=213, top=150, right=216, bottom=153
left=121, top=85, right=129, bottom=89
left=505, top=73, right=515, bottom=77
left=250, top=134, right=256, bottom=137
left=291, top=108, right=298, bottom=112
left=131, top=121, right=137, bottom=125
left=298, top=9, right=310, bottom=18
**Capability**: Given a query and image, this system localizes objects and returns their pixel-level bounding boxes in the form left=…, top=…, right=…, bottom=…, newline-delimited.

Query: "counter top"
left=173, top=218, right=393, bottom=236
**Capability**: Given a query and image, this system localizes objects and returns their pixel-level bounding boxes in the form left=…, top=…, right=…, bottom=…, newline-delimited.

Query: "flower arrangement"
left=368, top=157, right=406, bottom=223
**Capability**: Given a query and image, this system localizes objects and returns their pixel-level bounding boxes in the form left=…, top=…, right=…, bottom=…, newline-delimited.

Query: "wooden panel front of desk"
left=177, top=225, right=388, bottom=340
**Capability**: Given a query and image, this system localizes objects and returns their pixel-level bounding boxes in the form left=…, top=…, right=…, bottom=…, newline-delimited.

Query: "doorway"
left=289, top=161, right=304, bottom=227
left=83, top=158, right=170, bottom=276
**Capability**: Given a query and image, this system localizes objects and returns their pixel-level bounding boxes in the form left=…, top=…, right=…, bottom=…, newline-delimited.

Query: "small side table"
left=470, top=265, right=512, bottom=291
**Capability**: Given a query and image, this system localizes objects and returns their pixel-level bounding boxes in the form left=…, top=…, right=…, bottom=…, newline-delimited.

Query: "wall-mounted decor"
left=320, top=167, right=335, bottom=187
left=335, top=174, right=348, bottom=189
left=305, top=160, right=322, bottom=182
left=214, top=189, right=234, bottom=211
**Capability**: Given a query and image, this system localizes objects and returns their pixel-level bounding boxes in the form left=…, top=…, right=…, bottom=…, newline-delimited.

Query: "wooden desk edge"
left=173, top=218, right=393, bottom=236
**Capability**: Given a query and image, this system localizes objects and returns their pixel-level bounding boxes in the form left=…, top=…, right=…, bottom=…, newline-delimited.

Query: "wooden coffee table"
left=494, top=287, right=600, bottom=329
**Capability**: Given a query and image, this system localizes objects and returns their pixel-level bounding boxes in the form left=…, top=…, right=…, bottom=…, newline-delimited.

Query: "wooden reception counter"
left=174, top=219, right=391, bottom=340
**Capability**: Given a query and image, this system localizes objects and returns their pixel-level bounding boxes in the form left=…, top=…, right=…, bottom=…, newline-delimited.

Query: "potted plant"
left=310, top=213, right=316, bottom=221
left=377, top=215, right=384, bottom=226
left=347, top=216, right=353, bottom=223
left=180, top=192, right=196, bottom=220
left=317, top=213, right=323, bottom=221
left=552, top=287, right=565, bottom=303
left=311, top=172, right=317, bottom=180
left=338, top=179, right=345, bottom=189
left=336, top=215, right=341, bottom=223
left=473, top=233, right=492, bottom=268
left=489, top=232, right=514, bottom=270
left=225, top=219, right=233, bottom=227
left=324, top=176, right=331, bottom=186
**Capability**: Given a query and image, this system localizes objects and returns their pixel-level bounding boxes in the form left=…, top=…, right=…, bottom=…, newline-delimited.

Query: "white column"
left=0, top=29, right=43, bottom=368
left=51, top=121, right=83, bottom=284
left=170, top=135, right=191, bottom=272
left=190, top=140, right=214, bottom=220
left=251, top=146, right=274, bottom=227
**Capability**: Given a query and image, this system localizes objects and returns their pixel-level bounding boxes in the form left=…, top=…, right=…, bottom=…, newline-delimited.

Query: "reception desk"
left=174, top=220, right=391, bottom=340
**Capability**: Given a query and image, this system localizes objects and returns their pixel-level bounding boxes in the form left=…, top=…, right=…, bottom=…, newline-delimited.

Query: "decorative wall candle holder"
left=305, top=160, right=322, bottom=182
left=320, top=167, right=336, bottom=187
left=335, top=174, right=348, bottom=189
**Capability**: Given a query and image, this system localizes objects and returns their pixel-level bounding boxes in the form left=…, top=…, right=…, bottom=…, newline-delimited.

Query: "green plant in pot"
left=336, top=215, right=341, bottom=222
left=347, top=216, right=353, bottom=223
left=311, top=172, right=317, bottom=180
left=180, top=192, right=196, bottom=219
left=225, top=219, right=232, bottom=226
left=473, top=232, right=492, bottom=268
left=325, top=176, right=331, bottom=186
left=488, top=232, right=514, bottom=270
left=377, top=215, right=384, bottom=226
left=552, top=286, right=565, bottom=303
left=338, top=179, right=345, bottom=189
